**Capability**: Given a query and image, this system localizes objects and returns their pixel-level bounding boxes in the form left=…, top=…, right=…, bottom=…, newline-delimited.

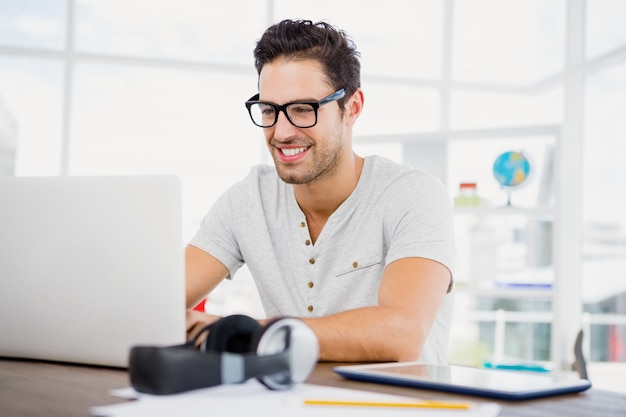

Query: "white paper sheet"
left=91, top=381, right=501, bottom=417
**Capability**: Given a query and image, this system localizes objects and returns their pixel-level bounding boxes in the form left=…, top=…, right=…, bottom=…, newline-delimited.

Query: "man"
left=186, top=19, right=455, bottom=364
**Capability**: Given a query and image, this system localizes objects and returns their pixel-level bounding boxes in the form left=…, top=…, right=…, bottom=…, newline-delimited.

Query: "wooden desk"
left=1, top=358, right=625, bottom=417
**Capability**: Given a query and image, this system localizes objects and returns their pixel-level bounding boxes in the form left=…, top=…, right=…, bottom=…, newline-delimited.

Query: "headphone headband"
left=129, top=315, right=318, bottom=395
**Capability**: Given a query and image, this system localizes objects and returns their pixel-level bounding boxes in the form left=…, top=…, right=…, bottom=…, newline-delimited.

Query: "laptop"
left=334, top=362, right=592, bottom=400
left=0, top=175, right=186, bottom=368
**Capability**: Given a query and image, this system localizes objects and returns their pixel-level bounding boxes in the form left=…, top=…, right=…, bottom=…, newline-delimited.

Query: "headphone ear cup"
left=252, top=318, right=319, bottom=390
left=203, top=314, right=262, bottom=353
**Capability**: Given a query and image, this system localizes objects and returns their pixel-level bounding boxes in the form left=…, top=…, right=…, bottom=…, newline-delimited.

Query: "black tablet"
left=334, top=362, right=592, bottom=400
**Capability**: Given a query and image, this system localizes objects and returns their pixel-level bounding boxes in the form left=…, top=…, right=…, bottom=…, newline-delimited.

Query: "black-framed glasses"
left=245, top=88, right=345, bottom=128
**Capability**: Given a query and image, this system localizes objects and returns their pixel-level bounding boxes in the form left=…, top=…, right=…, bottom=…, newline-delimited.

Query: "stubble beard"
left=273, top=124, right=344, bottom=185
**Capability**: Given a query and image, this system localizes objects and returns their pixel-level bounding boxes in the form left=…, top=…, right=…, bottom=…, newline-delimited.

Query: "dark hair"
left=253, top=19, right=361, bottom=110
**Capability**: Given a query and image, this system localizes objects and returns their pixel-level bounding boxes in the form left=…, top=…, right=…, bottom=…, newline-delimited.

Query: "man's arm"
left=301, top=257, right=451, bottom=362
left=186, top=244, right=230, bottom=308
left=185, top=245, right=450, bottom=361
left=185, top=245, right=230, bottom=339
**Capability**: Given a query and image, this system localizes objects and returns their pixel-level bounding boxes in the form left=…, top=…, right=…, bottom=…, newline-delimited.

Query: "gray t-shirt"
left=190, top=155, right=456, bottom=364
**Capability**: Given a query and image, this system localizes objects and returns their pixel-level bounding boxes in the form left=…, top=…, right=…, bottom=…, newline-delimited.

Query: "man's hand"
left=186, top=310, right=222, bottom=346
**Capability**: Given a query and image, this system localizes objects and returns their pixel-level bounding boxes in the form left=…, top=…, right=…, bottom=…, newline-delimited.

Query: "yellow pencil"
left=303, top=399, right=471, bottom=410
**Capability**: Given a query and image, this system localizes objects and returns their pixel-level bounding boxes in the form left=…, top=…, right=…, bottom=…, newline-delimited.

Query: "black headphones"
left=129, top=314, right=319, bottom=395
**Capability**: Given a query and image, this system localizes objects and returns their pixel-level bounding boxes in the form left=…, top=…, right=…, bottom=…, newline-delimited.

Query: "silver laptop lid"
left=0, top=175, right=186, bottom=367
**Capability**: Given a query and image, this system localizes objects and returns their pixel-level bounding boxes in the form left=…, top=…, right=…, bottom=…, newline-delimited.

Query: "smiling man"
left=185, top=19, right=456, bottom=364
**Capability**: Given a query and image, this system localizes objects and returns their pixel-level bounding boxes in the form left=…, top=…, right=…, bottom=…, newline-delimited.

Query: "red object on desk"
left=192, top=297, right=207, bottom=313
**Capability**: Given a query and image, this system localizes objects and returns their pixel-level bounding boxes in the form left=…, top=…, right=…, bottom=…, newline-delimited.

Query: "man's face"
left=257, top=58, right=347, bottom=185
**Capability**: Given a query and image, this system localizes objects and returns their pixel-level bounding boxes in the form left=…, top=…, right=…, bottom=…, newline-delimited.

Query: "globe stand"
left=505, top=189, right=513, bottom=207
left=505, top=186, right=520, bottom=207
left=501, top=186, right=518, bottom=208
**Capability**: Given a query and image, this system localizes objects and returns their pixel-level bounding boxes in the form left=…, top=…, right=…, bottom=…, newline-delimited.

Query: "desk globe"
left=493, top=151, right=530, bottom=206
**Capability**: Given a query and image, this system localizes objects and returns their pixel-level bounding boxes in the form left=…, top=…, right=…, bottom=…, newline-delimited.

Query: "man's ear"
left=344, top=88, right=364, bottom=127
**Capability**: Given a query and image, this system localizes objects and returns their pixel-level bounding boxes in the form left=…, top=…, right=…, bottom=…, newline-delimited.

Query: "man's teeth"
left=282, top=147, right=307, bottom=156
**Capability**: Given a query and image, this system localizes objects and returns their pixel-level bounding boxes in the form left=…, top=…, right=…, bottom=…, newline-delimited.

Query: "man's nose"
left=273, top=110, right=298, bottom=141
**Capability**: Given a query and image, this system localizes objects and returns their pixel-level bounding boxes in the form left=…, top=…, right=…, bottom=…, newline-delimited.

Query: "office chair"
left=573, top=329, right=589, bottom=380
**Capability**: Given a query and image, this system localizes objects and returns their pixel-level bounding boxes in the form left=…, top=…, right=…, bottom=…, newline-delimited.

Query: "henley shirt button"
left=300, top=221, right=306, bottom=228
left=305, top=239, right=311, bottom=246
left=352, top=261, right=359, bottom=268
left=307, top=281, right=314, bottom=288
left=307, top=305, right=314, bottom=312
left=309, top=258, right=315, bottom=265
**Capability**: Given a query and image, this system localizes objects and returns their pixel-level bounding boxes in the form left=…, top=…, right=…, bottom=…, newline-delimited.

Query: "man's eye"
left=290, top=104, right=314, bottom=114
left=260, top=106, right=276, bottom=116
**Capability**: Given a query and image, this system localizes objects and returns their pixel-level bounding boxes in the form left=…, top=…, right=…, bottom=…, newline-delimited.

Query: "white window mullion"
left=552, top=0, right=586, bottom=373
left=61, top=0, right=76, bottom=175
